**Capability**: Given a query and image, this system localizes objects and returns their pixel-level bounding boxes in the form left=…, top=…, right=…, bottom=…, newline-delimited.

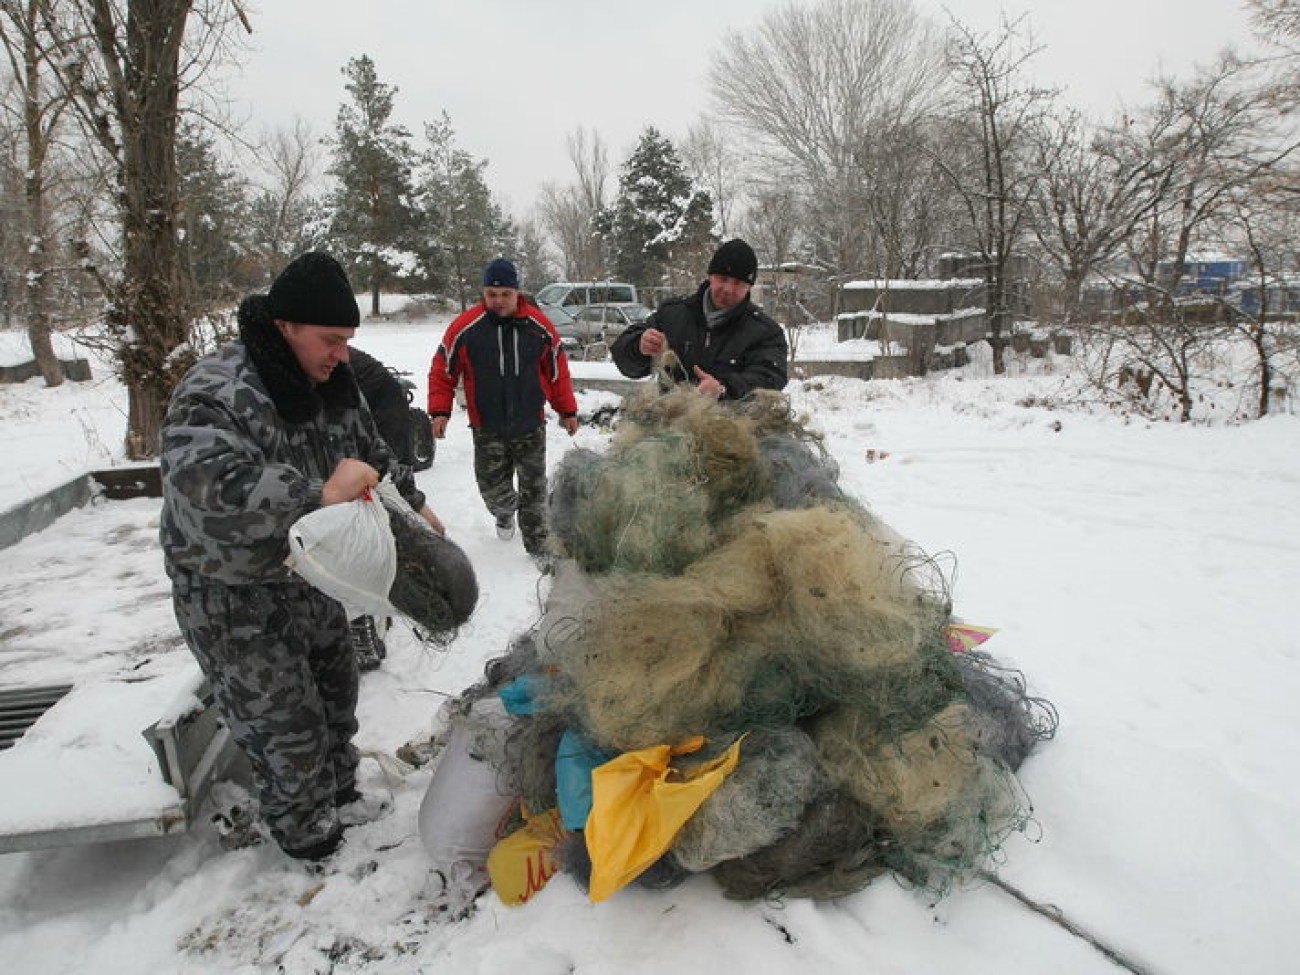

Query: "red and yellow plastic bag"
left=487, top=806, right=568, bottom=906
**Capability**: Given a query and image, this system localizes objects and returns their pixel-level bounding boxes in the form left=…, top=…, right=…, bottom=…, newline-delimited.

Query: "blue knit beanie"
left=482, top=258, right=520, bottom=289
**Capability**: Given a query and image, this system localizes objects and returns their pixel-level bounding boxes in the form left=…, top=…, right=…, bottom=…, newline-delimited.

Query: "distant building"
left=1234, top=272, right=1300, bottom=318
left=935, top=251, right=1033, bottom=318
left=1081, top=254, right=1253, bottom=317
left=936, top=251, right=1031, bottom=282
left=1157, top=255, right=1248, bottom=295
left=791, top=278, right=990, bottom=380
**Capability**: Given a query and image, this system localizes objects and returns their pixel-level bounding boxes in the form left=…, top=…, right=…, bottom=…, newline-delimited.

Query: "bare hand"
left=560, top=415, right=580, bottom=436
left=431, top=415, right=450, bottom=439
left=639, top=327, right=667, bottom=357
left=693, top=366, right=724, bottom=398
left=322, top=458, right=379, bottom=505
left=420, top=505, right=446, bottom=536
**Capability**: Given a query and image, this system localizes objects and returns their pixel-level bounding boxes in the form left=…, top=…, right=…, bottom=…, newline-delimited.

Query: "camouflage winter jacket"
left=159, top=295, right=425, bottom=585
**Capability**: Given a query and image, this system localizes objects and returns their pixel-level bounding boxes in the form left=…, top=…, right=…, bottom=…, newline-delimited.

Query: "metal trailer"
left=0, top=468, right=237, bottom=854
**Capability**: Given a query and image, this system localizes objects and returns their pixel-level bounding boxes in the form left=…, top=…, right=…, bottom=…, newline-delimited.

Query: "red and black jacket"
left=428, top=297, right=578, bottom=437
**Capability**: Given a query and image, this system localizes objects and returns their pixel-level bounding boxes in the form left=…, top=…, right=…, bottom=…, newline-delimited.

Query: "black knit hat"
left=482, top=257, right=520, bottom=289
left=267, top=252, right=360, bottom=328
left=707, top=238, right=759, bottom=285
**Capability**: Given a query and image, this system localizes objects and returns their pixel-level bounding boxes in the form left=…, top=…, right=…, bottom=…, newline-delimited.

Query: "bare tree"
left=930, top=15, right=1061, bottom=374
left=512, top=214, right=555, bottom=294
left=0, top=100, right=23, bottom=329
left=856, top=117, right=961, bottom=278
left=1120, top=56, right=1296, bottom=302
left=741, top=182, right=801, bottom=269
left=1247, top=0, right=1300, bottom=113
left=682, top=117, right=743, bottom=237
left=249, top=116, right=321, bottom=276
left=537, top=183, right=591, bottom=280
left=1088, top=55, right=1299, bottom=421
left=29, top=0, right=247, bottom=458
left=709, top=0, right=948, bottom=277
left=0, top=0, right=74, bottom=386
left=567, top=127, right=607, bottom=215
left=537, top=126, right=608, bottom=280
left=565, top=126, right=608, bottom=278
left=1030, top=110, right=1170, bottom=325
left=1226, top=171, right=1300, bottom=416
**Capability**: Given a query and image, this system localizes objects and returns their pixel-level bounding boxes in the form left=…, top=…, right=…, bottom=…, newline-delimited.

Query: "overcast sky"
left=224, top=0, right=1261, bottom=217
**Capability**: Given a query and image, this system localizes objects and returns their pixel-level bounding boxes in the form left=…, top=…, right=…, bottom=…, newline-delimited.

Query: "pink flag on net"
left=946, top=624, right=999, bottom=653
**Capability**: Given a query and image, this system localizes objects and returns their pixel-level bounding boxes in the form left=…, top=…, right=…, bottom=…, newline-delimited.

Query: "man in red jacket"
left=428, top=258, right=579, bottom=563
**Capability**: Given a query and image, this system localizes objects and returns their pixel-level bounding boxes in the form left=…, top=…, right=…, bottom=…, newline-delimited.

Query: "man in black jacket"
left=343, top=346, right=417, bottom=671
left=611, top=239, right=788, bottom=398
left=349, top=347, right=415, bottom=466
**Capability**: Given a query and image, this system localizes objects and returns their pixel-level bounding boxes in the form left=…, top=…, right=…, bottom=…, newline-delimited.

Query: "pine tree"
left=596, top=127, right=715, bottom=289
left=326, top=55, right=417, bottom=315
left=415, top=112, right=514, bottom=309
left=176, top=122, right=254, bottom=310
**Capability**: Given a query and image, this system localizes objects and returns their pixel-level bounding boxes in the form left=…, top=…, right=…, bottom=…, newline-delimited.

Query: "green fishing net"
left=459, top=386, right=1057, bottom=900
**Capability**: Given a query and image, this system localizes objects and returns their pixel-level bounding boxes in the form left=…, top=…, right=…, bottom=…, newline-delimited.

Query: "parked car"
left=537, top=301, right=576, bottom=325
left=569, top=303, right=652, bottom=345
left=537, top=303, right=595, bottom=353
left=547, top=302, right=651, bottom=350
left=535, top=281, right=639, bottom=312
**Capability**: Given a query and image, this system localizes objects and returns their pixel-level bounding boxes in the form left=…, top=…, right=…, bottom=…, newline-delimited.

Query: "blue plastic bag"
left=556, top=728, right=613, bottom=830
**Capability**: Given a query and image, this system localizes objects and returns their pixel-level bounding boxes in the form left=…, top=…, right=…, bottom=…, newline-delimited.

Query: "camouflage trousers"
left=472, top=426, right=549, bottom=555
left=170, top=570, right=359, bottom=856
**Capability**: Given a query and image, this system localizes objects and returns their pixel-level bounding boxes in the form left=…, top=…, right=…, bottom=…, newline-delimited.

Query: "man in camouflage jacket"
left=160, top=252, right=440, bottom=861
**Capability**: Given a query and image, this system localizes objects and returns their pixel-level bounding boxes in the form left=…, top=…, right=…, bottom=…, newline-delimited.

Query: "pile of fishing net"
left=442, top=387, right=1056, bottom=903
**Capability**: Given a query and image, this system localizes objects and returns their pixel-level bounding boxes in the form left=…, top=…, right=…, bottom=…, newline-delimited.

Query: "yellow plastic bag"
left=487, top=806, right=568, bottom=906
left=586, top=735, right=743, bottom=902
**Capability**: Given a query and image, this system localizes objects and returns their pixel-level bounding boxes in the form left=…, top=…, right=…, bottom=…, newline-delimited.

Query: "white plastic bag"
left=418, top=697, right=517, bottom=894
left=285, top=486, right=397, bottom=619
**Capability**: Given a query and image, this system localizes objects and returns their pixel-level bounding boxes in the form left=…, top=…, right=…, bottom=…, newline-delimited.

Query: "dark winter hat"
left=707, top=238, right=759, bottom=285
left=482, top=257, right=520, bottom=289
left=267, top=252, right=360, bottom=328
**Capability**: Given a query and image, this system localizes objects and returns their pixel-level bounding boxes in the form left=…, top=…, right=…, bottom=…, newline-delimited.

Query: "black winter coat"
left=349, top=347, right=414, bottom=465
left=610, top=282, right=788, bottom=399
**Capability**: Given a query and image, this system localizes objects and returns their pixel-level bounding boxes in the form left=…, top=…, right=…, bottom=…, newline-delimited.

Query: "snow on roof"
left=836, top=308, right=985, bottom=324
left=760, top=262, right=823, bottom=275
left=843, top=278, right=984, bottom=290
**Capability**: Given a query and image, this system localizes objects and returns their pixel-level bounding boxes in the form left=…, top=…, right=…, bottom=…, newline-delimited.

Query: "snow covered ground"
left=1, top=315, right=1298, bottom=974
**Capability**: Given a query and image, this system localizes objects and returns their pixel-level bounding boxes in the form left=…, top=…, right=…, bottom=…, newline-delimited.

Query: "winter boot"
left=495, top=512, right=516, bottom=540
left=425, top=860, right=490, bottom=922
left=336, top=786, right=393, bottom=827
left=286, top=830, right=346, bottom=873
left=350, top=616, right=386, bottom=671
left=210, top=800, right=268, bottom=852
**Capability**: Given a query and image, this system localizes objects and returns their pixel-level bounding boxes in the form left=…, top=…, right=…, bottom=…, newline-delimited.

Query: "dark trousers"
left=171, top=571, right=359, bottom=855
left=472, top=425, right=548, bottom=554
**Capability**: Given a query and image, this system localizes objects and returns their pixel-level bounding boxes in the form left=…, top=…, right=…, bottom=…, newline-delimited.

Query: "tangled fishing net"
left=451, top=386, right=1057, bottom=901
left=380, top=489, right=478, bottom=642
